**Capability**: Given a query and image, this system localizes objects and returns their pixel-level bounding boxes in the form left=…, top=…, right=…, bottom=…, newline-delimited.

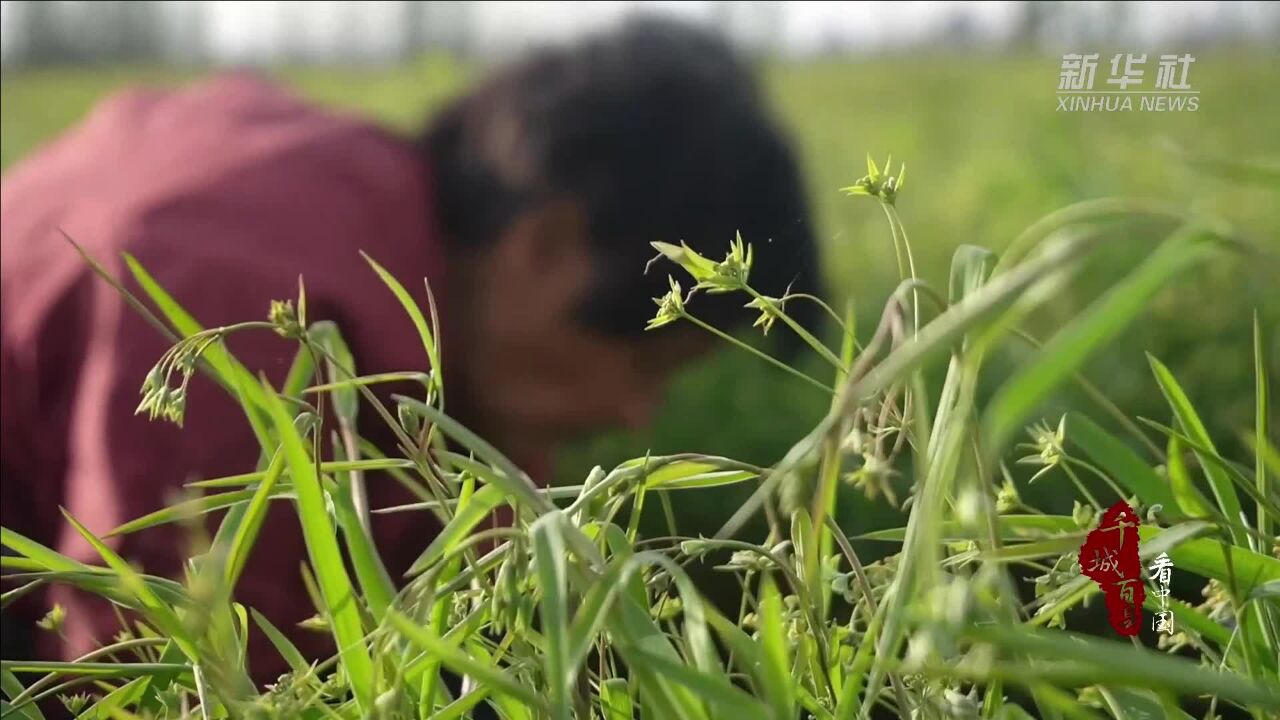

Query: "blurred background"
left=2, top=1, right=1277, bottom=544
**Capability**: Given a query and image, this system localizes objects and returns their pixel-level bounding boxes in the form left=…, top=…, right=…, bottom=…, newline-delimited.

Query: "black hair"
left=422, top=17, right=822, bottom=341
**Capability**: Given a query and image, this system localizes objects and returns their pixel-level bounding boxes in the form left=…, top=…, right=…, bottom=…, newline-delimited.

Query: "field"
left=1, top=53, right=1278, bottom=718
left=5, top=54, right=1274, bottom=499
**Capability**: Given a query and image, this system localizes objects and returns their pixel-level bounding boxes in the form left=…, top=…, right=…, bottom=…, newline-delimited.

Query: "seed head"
left=745, top=292, right=788, bottom=336
left=37, top=603, right=66, bottom=634
left=59, top=693, right=92, bottom=715
left=1016, top=417, right=1066, bottom=483
left=647, top=276, right=688, bottom=330
left=840, top=154, right=907, bottom=205
left=269, top=299, right=303, bottom=339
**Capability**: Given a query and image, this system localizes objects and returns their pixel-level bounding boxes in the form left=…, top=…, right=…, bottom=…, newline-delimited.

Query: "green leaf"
left=59, top=510, right=199, bottom=661
left=1066, top=414, right=1176, bottom=511
left=1165, top=435, right=1216, bottom=518
left=387, top=611, right=545, bottom=711
left=328, top=482, right=396, bottom=622
left=948, top=245, right=996, bottom=306
left=1251, top=579, right=1280, bottom=602
left=532, top=513, right=572, bottom=720
left=857, top=514, right=1077, bottom=542
left=610, top=598, right=710, bottom=720
left=431, top=684, right=493, bottom=720
left=1096, top=687, right=1192, bottom=720
left=599, top=678, right=632, bottom=720
left=650, top=241, right=718, bottom=283
left=1137, top=525, right=1280, bottom=597
left=394, top=396, right=551, bottom=514
left=303, top=371, right=431, bottom=396
left=361, top=252, right=441, bottom=394
left=1139, top=417, right=1280, bottom=520
left=1254, top=310, right=1273, bottom=544
left=106, top=489, right=266, bottom=537
left=2, top=528, right=96, bottom=575
left=624, top=647, right=769, bottom=720
left=258, top=377, right=374, bottom=712
left=250, top=608, right=309, bottom=677
left=224, top=452, right=289, bottom=588
left=645, top=467, right=756, bottom=491
left=966, top=625, right=1280, bottom=710
left=282, top=342, right=316, bottom=401
left=0, top=568, right=186, bottom=609
left=704, top=606, right=768, bottom=692
left=123, top=254, right=278, bottom=455
left=985, top=228, right=1219, bottom=453
left=0, top=662, right=190, bottom=679
left=187, top=458, right=414, bottom=489
left=1148, top=354, right=1247, bottom=546
left=406, top=483, right=505, bottom=575
left=1, top=669, right=44, bottom=720
left=309, top=321, right=358, bottom=424
left=757, top=575, right=797, bottom=720
left=325, top=428, right=396, bottom=623
left=567, top=558, right=627, bottom=676
left=78, top=676, right=150, bottom=719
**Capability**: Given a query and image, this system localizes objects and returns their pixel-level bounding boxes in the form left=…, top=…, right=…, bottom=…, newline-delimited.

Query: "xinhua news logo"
left=1057, top=53, right=1199, bottom=112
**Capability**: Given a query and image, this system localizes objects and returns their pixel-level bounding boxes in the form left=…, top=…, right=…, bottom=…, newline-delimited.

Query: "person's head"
left=422, top=17, right=821, bottom=449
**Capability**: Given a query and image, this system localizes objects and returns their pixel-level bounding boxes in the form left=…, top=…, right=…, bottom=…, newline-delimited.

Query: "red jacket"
left=1, top=73, right=476, bottom=682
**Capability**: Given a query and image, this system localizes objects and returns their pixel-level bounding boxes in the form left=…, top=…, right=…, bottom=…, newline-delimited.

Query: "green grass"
left=4, top=163, right=1279, bottom=717
left=2, top=54, right=1278, bottom=718
left=2, top=57, right=1276, bottom=476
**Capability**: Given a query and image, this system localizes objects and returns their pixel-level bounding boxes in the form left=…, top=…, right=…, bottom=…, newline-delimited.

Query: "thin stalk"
left=881, top=203, right=920, bottom=337
left=1013, top=329, right=1163, bottom=459
left=785, top=292, right=855, bottom=338
left=1065, top=457, right=1131, bottom=504
left=743, top=285, right=844, bottom=370
left=1060, top=463, right=1103, bottom=511
left=683, top=313, right=833, bottom=393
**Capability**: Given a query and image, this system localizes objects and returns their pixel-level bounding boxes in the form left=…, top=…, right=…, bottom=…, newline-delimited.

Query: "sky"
left=1, top=1, right=1276, bottom=65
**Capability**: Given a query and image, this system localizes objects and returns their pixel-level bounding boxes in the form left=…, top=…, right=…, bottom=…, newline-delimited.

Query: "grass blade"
left=1, top=669, right=44, bottom=720
left=257, top=377, right=374, bottom=711
left=1066, top=414, right=1176, bottom=511
left=59, top=510, right=199, bottom=661
left=984, top=227, right=1219, bottom=453
left=966, top=625, right=1280, bottom=709
left=187, top=458, right=414, bottom=489
left=1254, top=310, right=1273, bottom=543
left=532, top=512, right=572, bottom=720
left=599, top=678, right=632, bottom=720
left=394, top=397, right=551, bottom=514
left=387, top=612, right=544, bottom=711
left=758, top=575, right=798, bottom=720
left=625, top=647, right=769, bottom=720
left=360, top=252, right=441, bottom=395
left=1148, top=354, right=1247, bottom=546
left=405, top=483, right=505, bottom=576
left=106, top=490, right=265, bottom=537
left=249, top=609, right=309, bottom=677
left=78, top=676, right=150, bottom=719
left=224, top=452, right=288, bottom=588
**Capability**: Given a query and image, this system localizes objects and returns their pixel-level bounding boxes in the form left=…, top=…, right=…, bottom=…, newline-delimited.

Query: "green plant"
left=3, top=159, right=1278, bottom=720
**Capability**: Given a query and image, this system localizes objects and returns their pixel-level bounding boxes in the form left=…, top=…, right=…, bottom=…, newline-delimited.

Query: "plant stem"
left=743, top=285, right=844, bottom=370
left=683, top=313, right=833, bottom=393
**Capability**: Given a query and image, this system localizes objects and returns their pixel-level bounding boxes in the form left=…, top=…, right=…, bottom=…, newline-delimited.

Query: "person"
left=0, top=18, right=820, bottom=682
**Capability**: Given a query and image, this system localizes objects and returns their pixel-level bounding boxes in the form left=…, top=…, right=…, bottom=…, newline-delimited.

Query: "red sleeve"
left=20, top=75, right=448, bottom=683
